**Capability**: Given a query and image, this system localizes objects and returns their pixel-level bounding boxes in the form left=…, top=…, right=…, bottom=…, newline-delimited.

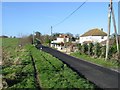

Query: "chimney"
left=101, top=28, right=103, bottom=31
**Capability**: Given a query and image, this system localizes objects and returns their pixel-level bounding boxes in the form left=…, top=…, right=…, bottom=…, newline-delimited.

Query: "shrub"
left=93, top=43, right=101, bottom=58
left=100, top=46, right=106, bottom=58
left=88, top=43, right=94, bottom=56
left=81, top=43, right=88, bottom=54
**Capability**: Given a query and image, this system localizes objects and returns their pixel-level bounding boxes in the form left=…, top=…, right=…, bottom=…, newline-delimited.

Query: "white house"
left=51, top=34, right=70, bottom=50
left=79, top=28, right=107, bottom=44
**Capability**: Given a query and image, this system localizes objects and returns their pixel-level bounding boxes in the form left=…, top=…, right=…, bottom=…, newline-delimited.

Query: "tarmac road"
left=38, top=45, right=120, bottom=89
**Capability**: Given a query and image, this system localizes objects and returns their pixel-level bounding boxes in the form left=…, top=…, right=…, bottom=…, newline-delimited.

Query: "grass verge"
left=70, top=52, right=120, bottom=70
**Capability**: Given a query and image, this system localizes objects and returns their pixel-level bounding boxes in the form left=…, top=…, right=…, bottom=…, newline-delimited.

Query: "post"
left=51, top=26, right=52, bottom=36
left=49, top=26, right=53, bottom=47
left=105, top=4, right=111, bottom=60
left=111, top=4, right=119, bottom=53
left=33, top=31, right=34, bottom=44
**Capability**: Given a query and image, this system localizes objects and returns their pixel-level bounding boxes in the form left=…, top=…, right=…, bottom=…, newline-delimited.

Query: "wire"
left=53, top=0, right=87, bottom=28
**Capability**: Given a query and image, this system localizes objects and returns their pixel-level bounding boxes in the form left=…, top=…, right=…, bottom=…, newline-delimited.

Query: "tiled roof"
left=59, top=34, right=69, bottom=38
left=81, top=28, right=107, bottom=37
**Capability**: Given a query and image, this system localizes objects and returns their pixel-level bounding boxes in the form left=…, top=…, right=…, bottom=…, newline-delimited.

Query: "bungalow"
left=79, top=28, right=107, bottom=44
left=51, top=34, right=70, bottom=50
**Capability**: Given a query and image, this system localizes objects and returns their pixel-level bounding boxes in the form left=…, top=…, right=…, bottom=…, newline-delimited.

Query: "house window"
left=101, top=36, right=104, bottom=39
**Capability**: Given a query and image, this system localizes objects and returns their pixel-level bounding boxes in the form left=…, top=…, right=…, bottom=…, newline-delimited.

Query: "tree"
left=45, top=35, right=51, bottom=44
left=19, top=35, right=34, bottom=46
left=66, top=32, right=73, bottom=37
left=75, top=34, right=79, bottom=40
left=52, top=33, right=61, bottom=40
left=71, top=37, right=76, bottom=41
left=13, top=36, right=16, bottom=38
left=10, top=36, right=12, bottom=38
left=0, top=35, right=8, bottom=38
left=35, top=31, right=41, bottom=39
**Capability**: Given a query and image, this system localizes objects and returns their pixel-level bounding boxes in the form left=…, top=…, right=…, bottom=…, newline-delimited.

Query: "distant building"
left=100, top=39, right=114, bottom=46
left=51, top=34, right=70, bottom=50
left=79, top=28, right=107, bottom=44
left=101, top=35, right=120, bottom=46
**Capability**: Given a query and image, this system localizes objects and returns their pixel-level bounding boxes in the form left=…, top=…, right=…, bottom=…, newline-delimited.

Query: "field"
left=2, top=38, right=36, bottom=88
left=2, top=38, right=96, bottom=89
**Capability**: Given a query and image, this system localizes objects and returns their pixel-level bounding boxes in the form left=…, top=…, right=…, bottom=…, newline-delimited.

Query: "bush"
left=93, top=43, right=101, bottom=58
left=88, top=43, right=94, bottom=56
left=77, top=44, right=82, bottom=51
left=81, top=43, right=88, bottom=54
left=109, top=44, right=120, bottom=60
left=100, top=46, right=106, bottom=58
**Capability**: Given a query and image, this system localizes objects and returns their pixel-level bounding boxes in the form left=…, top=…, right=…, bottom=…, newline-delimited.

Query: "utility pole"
left=33, top=31, right=34, bottom=44
left=105, top=0, right=119, bottom=60
left=106, top=3, right=111, bottom=60
left=49, top=26, right=53, bottom=47
left=111, top=2, right=119, bottom=54
left=51, top=26, right=53, bottom=36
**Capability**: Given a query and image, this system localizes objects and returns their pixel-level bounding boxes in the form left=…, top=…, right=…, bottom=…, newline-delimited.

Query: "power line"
left=53, top=0, right=87, bottom=28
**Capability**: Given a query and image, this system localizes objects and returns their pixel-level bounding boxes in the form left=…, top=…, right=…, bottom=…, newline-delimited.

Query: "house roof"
left=81, top=28, right=107, bottom=37
left=59, top=34, right=69, bottom=38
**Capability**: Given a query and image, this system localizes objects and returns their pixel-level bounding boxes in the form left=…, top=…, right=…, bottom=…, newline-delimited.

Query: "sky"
left=1, top=1, right=119, bottom=37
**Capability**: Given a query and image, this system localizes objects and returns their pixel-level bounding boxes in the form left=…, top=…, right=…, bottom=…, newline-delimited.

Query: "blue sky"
left=2, top=2, right=119, bottom=37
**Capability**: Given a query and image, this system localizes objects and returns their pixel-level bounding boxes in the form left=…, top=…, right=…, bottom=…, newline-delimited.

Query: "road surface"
left=38, top=45, right=120, bottom=89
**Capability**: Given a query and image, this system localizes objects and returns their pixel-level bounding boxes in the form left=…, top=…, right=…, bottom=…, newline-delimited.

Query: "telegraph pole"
left=49, top=26, right=53, bottom=47
left=111, top=1, right=119, bottom=53
left=33, top=31, right=35, bottom=44
left=105, top=0, right=119, bottom=60
left=51, top=26, right=53, bottom=36
left=105, top=3, right=111, bottom=60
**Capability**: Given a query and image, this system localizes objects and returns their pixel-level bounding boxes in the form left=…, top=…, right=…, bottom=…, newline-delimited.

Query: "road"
left=38, top=45, right=120, bottom=89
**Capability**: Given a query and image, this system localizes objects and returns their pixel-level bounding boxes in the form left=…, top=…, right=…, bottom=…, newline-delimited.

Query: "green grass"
left=2, top=38, right=36, bottom=89
left=2, top=38, right=96, bottom=89
left=70, top=52, right=120, bottom=69
left=27, top=45, right=96, bottom=89
left=2, top=38, right=19, bottom=47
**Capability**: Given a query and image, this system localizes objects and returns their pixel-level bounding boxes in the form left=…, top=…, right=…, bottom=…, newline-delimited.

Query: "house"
left=51, top=34, right=70, bottom=50
left=100, top=39, right=115, bottom=46
left=101, top=35, right=120, bottom=46
left=79, top=28, right=107, bottom=44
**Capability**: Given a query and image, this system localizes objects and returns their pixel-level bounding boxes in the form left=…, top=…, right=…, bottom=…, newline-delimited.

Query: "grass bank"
left=70, top=52, right=120, bottom=70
